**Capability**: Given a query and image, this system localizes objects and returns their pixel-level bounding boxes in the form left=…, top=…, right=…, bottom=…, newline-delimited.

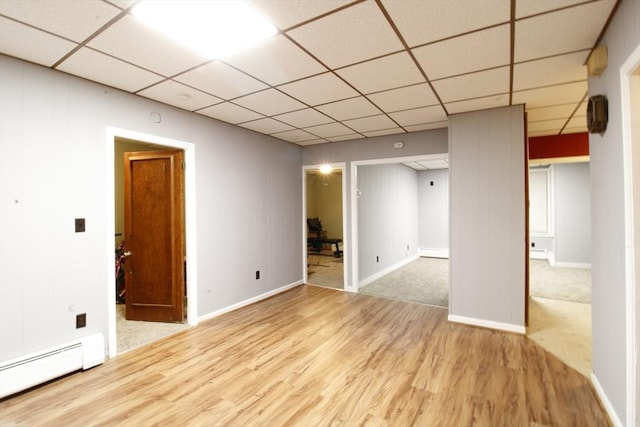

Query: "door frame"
left=106, top=127, right=198, bottom=357
left=621, top=43, right=640, bottom=427
left=350, top=154, right=448, bottom=292
left=302, top=163, right=347, bottom=290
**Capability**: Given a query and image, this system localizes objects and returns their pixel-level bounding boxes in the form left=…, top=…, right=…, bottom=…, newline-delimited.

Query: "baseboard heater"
left=0, top=332, right=104, bottom=399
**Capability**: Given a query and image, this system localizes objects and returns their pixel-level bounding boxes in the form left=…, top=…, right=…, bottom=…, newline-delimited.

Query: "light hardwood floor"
left=0, top=285, right=609, bottom=426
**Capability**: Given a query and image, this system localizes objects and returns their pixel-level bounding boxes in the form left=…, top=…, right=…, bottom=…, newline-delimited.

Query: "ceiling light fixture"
left=319, top=164, right=333, bottom=174
left=131, top=0, right=277, bottom=59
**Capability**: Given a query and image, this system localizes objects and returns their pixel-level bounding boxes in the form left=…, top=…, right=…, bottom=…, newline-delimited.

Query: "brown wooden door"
left=124, top=149, right=185, bottom=323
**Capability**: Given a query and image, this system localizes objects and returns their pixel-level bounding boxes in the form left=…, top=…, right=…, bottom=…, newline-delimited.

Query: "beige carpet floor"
left=116, top=304, right=189, bottom=354
left=307, top=251, right=344, bottom=289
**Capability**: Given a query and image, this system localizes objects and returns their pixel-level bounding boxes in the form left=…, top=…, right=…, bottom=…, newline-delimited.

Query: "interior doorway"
left=106, top=128, right=198, bottom=357
left=303, top=164, right=346, bottom=290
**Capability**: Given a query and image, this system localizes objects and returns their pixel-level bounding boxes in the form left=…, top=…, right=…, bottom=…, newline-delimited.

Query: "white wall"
left=357, top=164, right=419, bottom=282
left=417, top=169, right=449, bottom=254
left=587, top=0, right=640, bottom=422
left=554, top=162, right=590, bottom=266
left=0, top=55, right=302, bottom=362
left=449, top=105, right=526, bottom=332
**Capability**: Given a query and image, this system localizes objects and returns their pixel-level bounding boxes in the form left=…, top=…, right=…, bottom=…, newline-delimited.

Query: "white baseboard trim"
left=198, top=280, right=303, bottom=323
left=591, top=373, right=623, bottom=427
left=359, top=254, right=419, bottom=288
left=418, top=248, right=449, bottom=258
left=448, top=314, right=526, bottom=334
left=529, top=250, right=547, bottom=260
left=553, top=261, right=591, bottom=269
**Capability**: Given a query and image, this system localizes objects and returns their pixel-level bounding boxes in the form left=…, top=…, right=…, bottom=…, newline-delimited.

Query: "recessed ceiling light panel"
left=131, top=0, right=277, bottom=59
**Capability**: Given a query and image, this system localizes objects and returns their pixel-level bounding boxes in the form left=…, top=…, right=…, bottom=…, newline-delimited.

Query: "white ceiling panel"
left=512, top=81, right=587, bottom=108
left=404, top=122, right=449, bottom=132
left=336, top=52, right=425, bottom=95
left=138, top=80, right=222, bottom=111
left=58, top=47, right=164, bottom=93
left=271, top=129, right=319, bottom=143
left=105, top=0, right=136, bottom=9
left=564, top=115, right=588, bottom=132
left=362, top=127, right=405, bottom=138
left=526, top=103, right=581, bottom=123
left=234, top=89, right=306, bottom=116
left=304, top=122, right=354, bottom=138
left=514, top=51, right=588, bottom=91
left=0, top=17, right=76, bottom=67
left=368, top=83, right=439, bottom=113
left=224, top=35, right=326, bottom=86
left=528, top=118, right=567, bottom=133
left=514, top=1, right=616, bottom=62
left=249, top=0, right=354, bottom=30
left=315, top=97, right=382, bottom=121
left=343, top=114, right=399, bottom=133
left=273, top=108, right=334, bottom=128
left=389, top=105, right=447, bottom=127
left=433, top=67, right=510, bottom=103
left=382, top=0, right=510, bottom=47
left=445, top=94, right=509, bottom=114
left=238, top=118, right=295, bottom=135
left=88, top=15, right=210, bottom=77
left=287, top=1, right=404, bottom=69
left=412, top=24, right=510, bottom=80
left=198, top=102, right=264, bottom=124
left=0, top=0, right=121, bottom=42
left=278, top=72, right=359, bottom=106
left=174, top=61, right=268, bottom=101
left=326, top=133, right=363, bottom=142
left=515, top=0, right=588, bottom=19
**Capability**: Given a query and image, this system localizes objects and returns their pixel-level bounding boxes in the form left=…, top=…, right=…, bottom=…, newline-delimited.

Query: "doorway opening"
left=106, top=128, right=198, bottom=357
left=303, top=164, right=346, bottom=290
left=351, top=154, right=449, bottom=307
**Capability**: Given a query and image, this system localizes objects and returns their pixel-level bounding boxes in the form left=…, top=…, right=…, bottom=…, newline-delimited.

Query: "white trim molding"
left=418, top=248, right=449, bottom=258
left=591, top=373, right=624, bottom=427
left=199, top=281, right=303, bottom=323
left=448, top=314, right=526, bottom=335
left=359, top=254, right=419, bottom=288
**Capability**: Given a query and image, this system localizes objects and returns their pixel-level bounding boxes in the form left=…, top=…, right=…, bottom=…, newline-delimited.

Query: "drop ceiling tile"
left=271, top=129, right=319, bottom=143
left=382, top=0, right=510, bottom=47
left=412, top=24, right=510, bottom=80
left=343, top=114, right=398, bottom=133
left=88, top=15, right=210, bottom=77
left=445, top=94, right=509, bottom=114
left=512, top=81, right=587, bottom=108
left=363, top=128, right=405, bottom=138
left=526, top=103, right=580, bottom=122
left=238, top=118, right=295, bottom=134
left=138, top=80, right=223, bottom=111
left=432, top=67, right=510, bottom=103
left=513, top=51, right=588, bottom=91
left=297, top=139, right=329, bottom=146
left=57, top=47, right=163, bottom=93
left=287, top=1, right=404, bottom=69
left=389, top=105, right=447, bottom=127
left=174, top=61, right=268, bottom=100
left=249, top=0, right=353, bottom=30
left=304, top=122, right=354, bottom=138
left=315, top=97, right=382, bottom=121
left=273, top=108, right=333, bottom=128
left=514, top=1, right=616, bottom=62
left=368, top=83, right=439, bottom=113
left=0, top=0, right=121, bottom=42
left=234, top=89, right=306, bottom=116
left=224, top=35, right=326, bottom=86
left=528, top=119, right=567, bottom=133
left=198, top=102, right=263, bottom=124
left=105, top=0, right=137, bottom=9
left=336, top=52, right=425, bottom=94
left=327, top=134, right=363, bottom=142
left=404, top=121, right=449, bottom=132
left=528, top=130, right=557, bottom=138
left=564, top=115, right=587, bottom=131
left=515, top=0, right=587, bottom=19
left=0, top=17, right=76, bottom=67
left=278, top=72, right=358, bottom=106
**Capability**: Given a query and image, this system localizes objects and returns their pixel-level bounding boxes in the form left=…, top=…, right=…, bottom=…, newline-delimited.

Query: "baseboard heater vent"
left=0, top=332, right=104, bottom=399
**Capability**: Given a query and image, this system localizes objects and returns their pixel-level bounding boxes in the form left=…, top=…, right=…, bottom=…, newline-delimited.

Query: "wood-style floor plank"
left=0, top=285, right=609, bottom=426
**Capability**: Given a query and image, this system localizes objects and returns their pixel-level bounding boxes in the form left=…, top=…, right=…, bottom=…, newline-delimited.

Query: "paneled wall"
left=417, top=169, right=449, bottom=255
left=449, top=105, right=526, bottom=331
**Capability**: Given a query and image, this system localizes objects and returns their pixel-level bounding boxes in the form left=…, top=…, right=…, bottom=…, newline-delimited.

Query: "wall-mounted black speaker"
left=587, top=95, right=608, bottom=135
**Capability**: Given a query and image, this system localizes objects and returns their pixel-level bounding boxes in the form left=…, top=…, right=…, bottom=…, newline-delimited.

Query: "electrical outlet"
left=376, top=256, right=379, bottom=263
left=255, top=270, right=260, bottom=280
left=75, top=218, right=85, bottom=233
left=76, top=313, right=86, bottom=329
